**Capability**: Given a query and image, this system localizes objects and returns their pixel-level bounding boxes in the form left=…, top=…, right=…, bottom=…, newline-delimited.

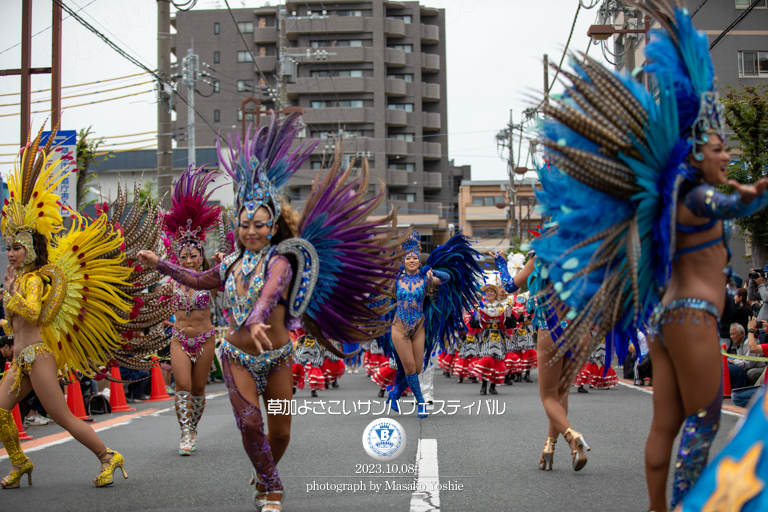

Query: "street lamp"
left=587, top=16, right=650, bottom=40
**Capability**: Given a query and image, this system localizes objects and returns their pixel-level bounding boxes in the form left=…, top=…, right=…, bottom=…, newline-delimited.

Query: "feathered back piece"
left=2, top=125, right=68, bottom=269
left=217, top=112, right=317, bottom=230
left=162, top=165, right=222, bottom=262
left=530, top=2, right=718, bottom=388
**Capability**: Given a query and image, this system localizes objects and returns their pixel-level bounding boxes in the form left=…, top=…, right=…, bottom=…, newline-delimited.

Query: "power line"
left=691, top=0, right=710, bottom=18
left=0, top=80, right=153, bottom=107
left=0, top=71, right=153, bottom=97
left=0, top=89, right=153, bottom=118
left=710, top=0, right=762, bottom=51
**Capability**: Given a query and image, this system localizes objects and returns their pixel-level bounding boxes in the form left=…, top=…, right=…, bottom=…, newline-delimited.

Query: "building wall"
left=171, top=1, right=451, bottom=231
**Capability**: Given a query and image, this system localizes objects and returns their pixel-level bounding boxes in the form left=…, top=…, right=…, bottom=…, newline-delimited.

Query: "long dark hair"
left=31, top=232, right=49, bottom=270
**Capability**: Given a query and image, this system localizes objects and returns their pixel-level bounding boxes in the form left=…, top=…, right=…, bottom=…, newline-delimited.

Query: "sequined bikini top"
left=173, top=284, right=212, bottom=316
left=220, top=246, right=273, bottom=327
left=396, top=272, right=426, bottom=330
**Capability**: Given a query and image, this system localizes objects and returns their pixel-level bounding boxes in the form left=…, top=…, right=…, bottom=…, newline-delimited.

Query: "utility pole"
left=182, top=45, right=199, bottom=167
left=156, top=0, right=173, bottom=209
left=543, top=54, right=549, bottom=106
left=278, top=7, right=289, bottom=111
left=52, top=1, right=62, bottom=128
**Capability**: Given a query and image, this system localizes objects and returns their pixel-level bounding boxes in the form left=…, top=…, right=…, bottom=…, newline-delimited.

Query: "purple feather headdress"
left=162, top=165, right=222, bottom=261
left=216, top=112, right=318, bottom=238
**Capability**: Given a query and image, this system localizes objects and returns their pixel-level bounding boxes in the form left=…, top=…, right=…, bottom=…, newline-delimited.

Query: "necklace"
left=227, top=245, right=272, bottom=326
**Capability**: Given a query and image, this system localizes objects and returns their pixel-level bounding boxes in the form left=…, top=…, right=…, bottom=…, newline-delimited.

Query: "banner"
left=40, top=130, right=77, bottom=217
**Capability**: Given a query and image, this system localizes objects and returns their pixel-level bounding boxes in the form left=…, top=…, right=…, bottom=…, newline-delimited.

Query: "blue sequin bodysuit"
left=395, top=271, right=426, bottom=337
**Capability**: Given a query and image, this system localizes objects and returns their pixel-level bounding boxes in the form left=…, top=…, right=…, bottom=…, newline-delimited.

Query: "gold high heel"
left=93, top=449, right=128, bottom=487
left=563, top=428, right=590, bottom=472
left=1, top=457, right=34, bottom=489
left=538, top=437, right=557, bottom=471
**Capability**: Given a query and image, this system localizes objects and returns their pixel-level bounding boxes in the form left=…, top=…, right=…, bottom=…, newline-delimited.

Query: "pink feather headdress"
left=162, top=165, right=222, bottom=263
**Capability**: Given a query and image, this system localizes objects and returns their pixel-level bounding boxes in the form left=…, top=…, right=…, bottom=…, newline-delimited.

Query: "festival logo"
left=362, top=419, right=406, bottom=461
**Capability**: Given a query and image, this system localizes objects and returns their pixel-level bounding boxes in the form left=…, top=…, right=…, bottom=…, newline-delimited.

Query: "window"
left=311, top=101, right=327, bottom=108
left=337, top=40, right=363, bottom=47
left=472, top=196, right=504, bottom=207
left=388, top=44, right=413, bottom=53
left=338, top=100, right=364, bottom=108
left=237, top=80, right=254, bottom=92
left=388, top=162, right=415, bottom=172
left=238, top=22, right=254, bottom=33
left=388, top=15, right=412, bottom=23
left=237, top=111, right=255, bottom=122
left=388, top=103, right=414, bottom=112
left=391, top=133, right=414, bottom=142
left=337, top=70, right=363, bottom=77
left=214, top=109, right=221, bottom=122
left=473, top=227, right=506, bottom=239
left=311, top=41, right=329, bottom=48
left=337, top=10, right=363, bottom=16
left=237, top=51, right=253, bottom=63
left=310, top=70, right=330, bottom=78
left=311, top=161, right=323, bottom=170
left=736, top=0, right=767, bottom=7
left=258, top=17, right=267, bottom=28
left=387, top=73, right=414, bottom=82
left=214, top=22, right=220, bottom=35
left=389, top=193, right=416, bottom=203
left=738, top=51, right=768, bottom=77
left=312, top=131, right=335, bottom=139
left=214, top=51, right=220, bottom=64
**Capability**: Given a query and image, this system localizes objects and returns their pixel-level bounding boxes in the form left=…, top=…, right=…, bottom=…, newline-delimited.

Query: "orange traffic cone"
left=67, top=380, right=94, bottom=422
left=4, top=363, right=32, bottom=440
left=146, top=356, right=173, bottom=402
left=109, top=367, right=135, bottom=412
left=721, top=343, right=732, bottom=399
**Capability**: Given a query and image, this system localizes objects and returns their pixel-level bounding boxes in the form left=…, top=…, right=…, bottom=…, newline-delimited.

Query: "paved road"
left=0, top=368, right=740, bottom=512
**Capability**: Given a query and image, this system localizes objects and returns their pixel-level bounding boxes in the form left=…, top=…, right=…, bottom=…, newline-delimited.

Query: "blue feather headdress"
left=217, top=112, right=318, bottom=237
left=402, top=229, right=421, bottom=257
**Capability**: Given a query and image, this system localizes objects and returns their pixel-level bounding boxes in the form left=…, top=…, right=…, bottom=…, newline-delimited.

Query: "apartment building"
left=170, top=1, right=452, bottom=236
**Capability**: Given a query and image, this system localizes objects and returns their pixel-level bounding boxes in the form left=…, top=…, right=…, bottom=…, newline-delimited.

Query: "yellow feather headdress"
left=2, top=126, right=69, bottom=267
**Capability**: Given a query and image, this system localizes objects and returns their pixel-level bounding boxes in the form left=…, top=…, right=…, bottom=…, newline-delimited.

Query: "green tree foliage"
left=722, top=84, right=768, bottom=260
left=75, top=127, right=111, bottom=210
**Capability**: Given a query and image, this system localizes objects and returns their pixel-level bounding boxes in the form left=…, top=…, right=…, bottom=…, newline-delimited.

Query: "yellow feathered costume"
left=1, top=126, right=173, bottom=378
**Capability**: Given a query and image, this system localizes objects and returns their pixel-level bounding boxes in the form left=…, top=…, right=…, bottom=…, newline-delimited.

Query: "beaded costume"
left=152, top=113, right=403, bottom=499
left=0, top=127, right=170, bottom=488
left=384, top=230, right=484, bottom=417
left=527, top=2, right=768, bottom=506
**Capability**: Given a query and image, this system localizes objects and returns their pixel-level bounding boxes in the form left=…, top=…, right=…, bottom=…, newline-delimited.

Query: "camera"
left=749, top=269, right=764, bottom=280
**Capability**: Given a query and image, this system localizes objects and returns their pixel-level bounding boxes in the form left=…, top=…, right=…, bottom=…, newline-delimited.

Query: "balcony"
left=425, top=201, right=443, bottom=217
left=286, top=17, right=367, bottom=40
left=390, top=200, right=410, bottom=214
left=421, top=24, right=439, bottom=44
left=385, top=108, right=407, bottom=127
left=386, top=139, right=408, bottom=156
left=385, top=48, right=407, bottom=67
left=291, top=199, right=307, bottom=212
left=421, top=53, right=440, bottom=73
left=254, top=56, right=277, bottom=72
left=385, top=77, right=407, bottom=97
left=424, top=172, right=442, bottom=190
left=422, top=82, right=440, bottom=102
left=421, top=6, right=439, bottom=16
left=253, top=27, right=278, bottom=43
left=423, top=142, right=442, bottom=160
left=293, top=46, right=369, bottom=63
left=302, top=107, right=375, bottom=125
left=422, top=112, right=441, bottom=131
left=287, top=77, right=367, bottom=98
left=387, top=169, right=410, bottom=187
left=385, top=18, right=406, bottom=37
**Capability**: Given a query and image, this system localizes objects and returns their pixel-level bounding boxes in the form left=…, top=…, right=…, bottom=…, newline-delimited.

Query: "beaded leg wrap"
left=221, top=355, right=283, bottom=493
left=175, top=391, right=193, bottom=455
left=670, top=382, right=722, bottom=507
left=189, top=395, right=206, bottom=451
left=0, top=407, right=33, bottom=489
left=388, top=367, right=407, bottom=412
left=404, top=373, right=428, bottom=418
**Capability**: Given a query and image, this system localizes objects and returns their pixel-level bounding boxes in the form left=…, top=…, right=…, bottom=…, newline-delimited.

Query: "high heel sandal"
left=93, top=449, right=128, bottom=487
left=537, top=437, right=556, bottom=471
left=1, top=458, right=34, bottom=489
left=249, top=469, right=284, bottom=511
left=563, top=428, right=590, bottom=472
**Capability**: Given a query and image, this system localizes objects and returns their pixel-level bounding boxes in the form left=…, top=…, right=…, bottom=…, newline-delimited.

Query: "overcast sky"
left=0, top=0, right=609, bottom=180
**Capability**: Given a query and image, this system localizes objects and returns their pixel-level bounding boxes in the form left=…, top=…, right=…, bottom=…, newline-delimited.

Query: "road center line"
left=410, top=438, right=440, bottom=511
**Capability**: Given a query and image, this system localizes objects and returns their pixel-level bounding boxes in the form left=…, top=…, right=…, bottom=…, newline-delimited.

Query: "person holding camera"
left=747, top=266, right=768, bottom=339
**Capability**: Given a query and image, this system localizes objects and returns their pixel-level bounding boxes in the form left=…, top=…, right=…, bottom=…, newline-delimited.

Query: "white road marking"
left=616, top=381, right=744, bottom=417
left=410, top=438, right=440, bottom=511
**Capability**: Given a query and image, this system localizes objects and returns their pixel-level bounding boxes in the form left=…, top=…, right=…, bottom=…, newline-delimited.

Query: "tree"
left=722, top=84, right=768, bottom=265
left=75, top=127, right=111, bottom=211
